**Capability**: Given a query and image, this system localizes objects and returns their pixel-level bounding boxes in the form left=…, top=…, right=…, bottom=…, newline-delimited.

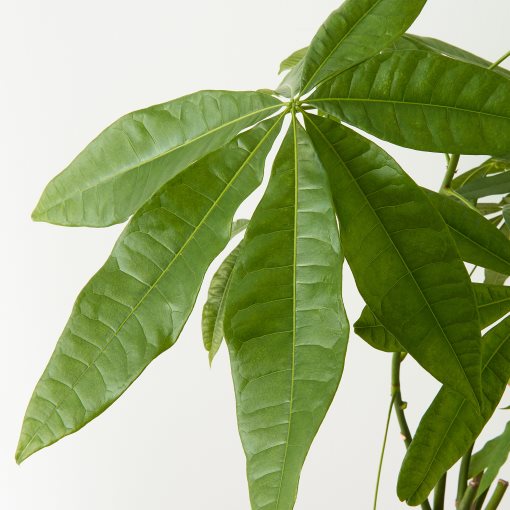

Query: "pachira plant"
left=17, top=0, right=510, bottom=508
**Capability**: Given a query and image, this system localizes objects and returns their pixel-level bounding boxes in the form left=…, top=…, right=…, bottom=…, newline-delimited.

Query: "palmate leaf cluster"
left=17, top=0, right=510, bottom=508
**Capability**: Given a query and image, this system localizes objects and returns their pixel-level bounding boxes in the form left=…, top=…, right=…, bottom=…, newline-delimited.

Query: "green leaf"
left=300, top=0, right=427, bottom=93
left=32, top=91, right=282, bottom=227
left=452, top=157, right=510, bottom=190
left=16, top=115, right=283, bottom=464
left=304, top=113, right=482, bottom=406
left=393, top=34, right=510, bottom=79
left=276, top=59, right=305, bottom=99
left=397, top=315, right=510, bottom=505
left=469, top=421, right=510, bottom=496
left=230, top=218, right=250, bottom=238
left=202, top=243, right=242, bottom=364
left=310, top=49, right=510, bottom=155
left=425, top=190, right=510, bottom=275
left=458, top=172, right=510, bottom=200
left=224, top=117, right=349, bottom=510
left=279, top=47, right=308, bottom=74
left=355, top=283, right=510, bottom=352
left=485, top=222, right=510, bottom=285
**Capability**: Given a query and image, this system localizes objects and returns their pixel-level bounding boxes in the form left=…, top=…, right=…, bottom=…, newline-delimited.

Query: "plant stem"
left=440, top=154, right=460, bottom=194
left=457, top=445, right=474, bottom=504
left=473, top=487, right=489, bottom=510
left=373, top=393, right=397, bottom=510
left=484, top=480, right=508, bottom=510
left=391, top=353, right=432, bottom=510
left=458, top=477, right=480, bottom=510
left=433, top=472, right=447, bottom=510
left=489, top=50, right=510, bottom=70
left=391, top=353, right=412, bottom=449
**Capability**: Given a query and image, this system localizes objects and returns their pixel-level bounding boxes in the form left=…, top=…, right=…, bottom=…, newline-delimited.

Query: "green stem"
left=474, top=487, right=490, bottom=510
left=489, top=50, right=510, bottom=70
left=433, top=472, right=447, bottom=510
left=458, top=477, right=480, bottom=510
left=373, top=393, right=397, bottom=510
left=484, top=480, right=508, bottom=510
left=391, top=353, right=432, bottom=510
left=457, top=445, right=474, bottom=504
left=440, top=154, right=460, bottom=194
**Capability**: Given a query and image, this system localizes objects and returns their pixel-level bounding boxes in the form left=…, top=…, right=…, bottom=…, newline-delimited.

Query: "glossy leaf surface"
left=304, top=113, right=482, bottom=405
left=398, top=316, right=510, bottom=505
left=16, top=116, right=283, bottom=463
left=32, top=91, right=282, bottom=227
left=469, top=421, right=510, bottom=496
left=225, top=118, right=349, bottom=510
left=355, top=283, right=510, bottom=352
left=310, top=49, right=510, bottom=155
left=300, top=0, right=427, bottom=93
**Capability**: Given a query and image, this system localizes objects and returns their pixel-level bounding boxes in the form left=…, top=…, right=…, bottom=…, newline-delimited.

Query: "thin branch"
left=484, top=480, right=508, bottom=510
left=457, top=445, right=474, bottom=504
left=433, top=472, right=447, bottom=510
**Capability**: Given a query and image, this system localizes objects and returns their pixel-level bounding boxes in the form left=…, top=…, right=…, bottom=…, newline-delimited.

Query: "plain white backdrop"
left=1, top=1, right=509, bottom=508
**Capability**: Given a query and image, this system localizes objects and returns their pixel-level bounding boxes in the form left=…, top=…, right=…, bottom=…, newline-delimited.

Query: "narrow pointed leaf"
left=425, top=190, right=510, bottom=275
left=300, top=0, right=427, bottom=93
left=304, top=113, right=482, bottom=406
left=276, top=59, right=305, bottom=99
left=469, top=421, right=510, bottom=496
left=356, top=283, right=510, bottom=352
left=224, top=118, right=349, bottom=510
left=397, top=316, right=510, bottom=505
left=452, top=157, right=510, bottom=190
left=393, top=34, right=510, bottom=79
left=32, top=90, right=282, bottom=227
left=310, top=49, right=510, bottom=156
left=16, top=116, right=283, bottom=464
left=202, top=243, right=242, bottom=364
left=230, top=218, right=250, bottom=238
left=279, top=48, right=308, bottom=74
left=458, top=172, right=510, bottom=200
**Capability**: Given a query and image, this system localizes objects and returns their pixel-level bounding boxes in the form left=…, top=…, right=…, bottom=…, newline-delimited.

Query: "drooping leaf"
left=393, top=34, right=510, bottom=79
left=230, top=218, right=250, bottom=238
left=202, top=243, right=242, bottom=364
left=300, top=0, right=427, bottom=93
left=469, top=421, right=510, bottom=496
left=16, top=115, right=283, bottom=464
left=397, top=315, right=510, bottom=505
left=485, top=222, right=510, bottom=286
left=279, top=47, right=308, bottom=74
left=310, top=49, right=510, bottom=156
left=355, top=283, right=510, bottom=352
left=224, top=117, right=349, bottom=510
left=304, top=113, right=482, bottom=406
left=425, top=190, right=510, bottom=275
left=32, top=91, right=282, bottom=227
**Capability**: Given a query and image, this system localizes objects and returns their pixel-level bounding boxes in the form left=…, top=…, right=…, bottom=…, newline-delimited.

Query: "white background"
left=1, top=1, right=509, bottom=508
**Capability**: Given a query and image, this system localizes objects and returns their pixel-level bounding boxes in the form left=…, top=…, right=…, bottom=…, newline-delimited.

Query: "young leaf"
left=304, top=113, right=483, bottom=406
left=16, top=115, right=283, bottom=464
left=458, top=172, right=510, bottom=200
left=300, top=0, right=427, bottom=93
left=397, top=315, right=510, bottom=505
left=202, top=243, right=242, bottom=364
left=279, top=47, right=308, bottom=75
left=356, top=283, right=510, bottom=352
left=32, top=90, right=282, bottom=227
left=224, top=117, right=349, bottom=510
left=425, top=190, right=510, bottom=275
left=469, top=421, right=510, bottom=496
left=309, top=49, right=510, bottom=156
left=452, top=157, right=510, bottom=189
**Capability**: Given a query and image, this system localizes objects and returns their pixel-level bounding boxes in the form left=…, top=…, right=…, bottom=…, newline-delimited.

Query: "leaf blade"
left=310, top=49, right=510, bottom=155
left=32, top=90, right=282, bottom=227
left=224, top=118, right=349, bottom=510
left=301, top=0, right=427, bottom=93
left=16, top=115, right=283, bottom=463
left=304, top=113, right=482, bottom=406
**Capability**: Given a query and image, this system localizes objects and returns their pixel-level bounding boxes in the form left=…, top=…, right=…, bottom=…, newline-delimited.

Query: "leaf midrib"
left=18, top=114, right=284, bottom=461
left=36, top=103, right=282, bottom=218
left=305, top=113, right=479, bottom=405
left=274, top=113, right=299, bottom=509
